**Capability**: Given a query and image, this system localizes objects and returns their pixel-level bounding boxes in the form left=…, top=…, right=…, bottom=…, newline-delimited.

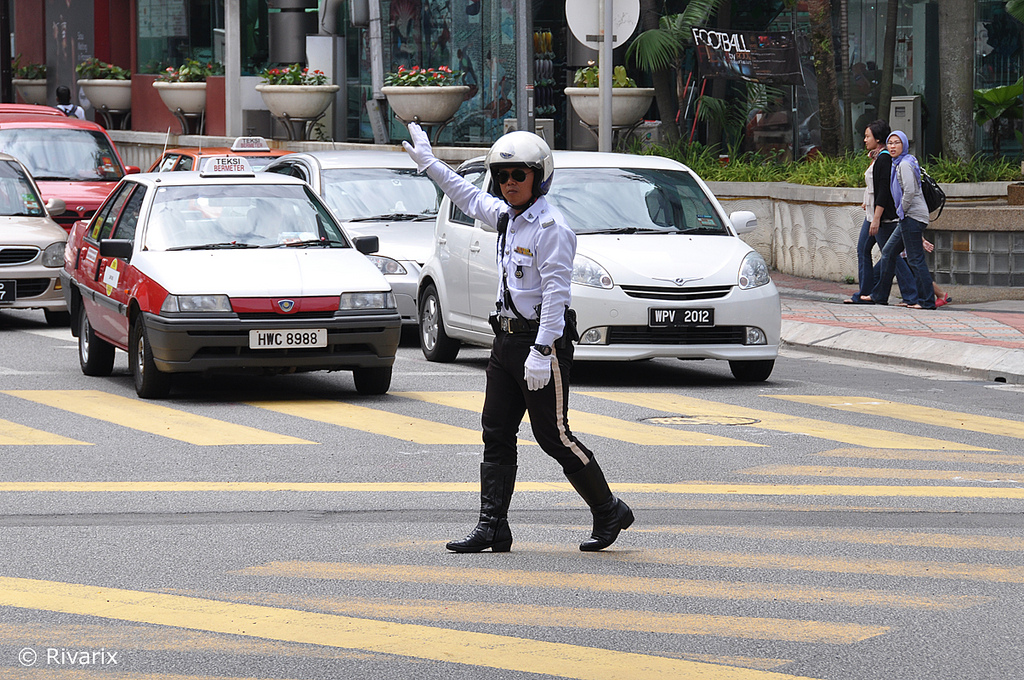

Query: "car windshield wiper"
left=262, top=238, right=343, bottom=248
left=583, top=227, right=672, bottom=235
left=677, top=227, right=727, bottom=235
left=348, top=212, right=436, bottom=222
left=31, top=174, right=76, bottom=182
left=166, top=242, right=260, bottom=251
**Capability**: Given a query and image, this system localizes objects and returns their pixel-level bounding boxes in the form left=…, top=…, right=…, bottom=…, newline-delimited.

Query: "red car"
left=0, top=105, right=139, bottom=232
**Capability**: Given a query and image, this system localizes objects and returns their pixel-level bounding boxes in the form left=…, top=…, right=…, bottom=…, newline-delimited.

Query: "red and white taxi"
left=60, top=158, right=401, bottom=398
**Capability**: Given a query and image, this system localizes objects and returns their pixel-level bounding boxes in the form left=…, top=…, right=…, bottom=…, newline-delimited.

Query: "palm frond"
left=627, top=29, right=684, bottom=71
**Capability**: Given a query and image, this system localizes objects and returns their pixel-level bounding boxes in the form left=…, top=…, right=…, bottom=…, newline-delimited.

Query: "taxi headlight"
left=366, top=255, right=408, bottom=276
left=42, top=243, right=66, bottom=268
left=340, top=292, right=396, bottom=310
left=738, top=251, right=771, bottom=290
left=572, top=255, right=613, bottom=289
left=161, top=294, right=232, bottom=314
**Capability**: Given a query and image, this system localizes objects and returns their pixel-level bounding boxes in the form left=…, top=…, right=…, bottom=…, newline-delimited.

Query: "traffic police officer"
left=403, top=122, right=633, bottom=552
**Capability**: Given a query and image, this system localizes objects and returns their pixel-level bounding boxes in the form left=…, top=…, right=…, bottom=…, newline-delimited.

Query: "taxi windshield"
left=320, top=168, right=441, bottom=221
left=143, top=184, right=350, bottom=251
left=0, top=128, right=124, bottom=182
left=0, top=160, right=45, bottom=217
left=546, top=167, right=729, bottom=236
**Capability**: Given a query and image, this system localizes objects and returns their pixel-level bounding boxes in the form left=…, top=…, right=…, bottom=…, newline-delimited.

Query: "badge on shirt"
left=514, top=246, right=533, bottom=257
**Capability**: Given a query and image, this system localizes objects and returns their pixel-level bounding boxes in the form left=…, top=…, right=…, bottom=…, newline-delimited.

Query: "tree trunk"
left=706, top=0, right=731, bottom=152
left=639, top=0, right=679, bottom=142
left=840, top=0, right=853, bottom=152
left=877, top=0, right=898, bottom=128
left=939, top=0, right=975, bottom=160
left=806, top=0, right=841, bottom=156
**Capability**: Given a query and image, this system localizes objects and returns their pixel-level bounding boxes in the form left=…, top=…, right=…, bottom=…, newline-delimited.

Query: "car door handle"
left=469, top=242, right=481, bottom=253
left=437, top=235, right=447, bottom=246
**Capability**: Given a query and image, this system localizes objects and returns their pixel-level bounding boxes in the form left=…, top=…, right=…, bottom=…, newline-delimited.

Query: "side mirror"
left=729, top=210, right=758, bottom=235
left=354, top=235, right=379, bottom=255
left=125, top=166, right=141, bottom=174
left=45, top=197, right=66, bottom=216
left=99, top=238, right=134, bottom=260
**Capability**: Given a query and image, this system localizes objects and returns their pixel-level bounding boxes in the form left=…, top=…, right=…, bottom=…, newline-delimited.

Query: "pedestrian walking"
left=55, top=86, right=85, bottom=119
left=402, top=122, right=633, bottom=553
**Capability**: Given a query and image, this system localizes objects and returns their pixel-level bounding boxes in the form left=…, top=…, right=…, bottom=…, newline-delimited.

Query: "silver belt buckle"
left=500, top=317, right=512, bottom=333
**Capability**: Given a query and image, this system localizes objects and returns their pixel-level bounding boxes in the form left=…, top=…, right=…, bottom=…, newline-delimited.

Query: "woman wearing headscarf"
left=867, top=130, right=936, bottom=309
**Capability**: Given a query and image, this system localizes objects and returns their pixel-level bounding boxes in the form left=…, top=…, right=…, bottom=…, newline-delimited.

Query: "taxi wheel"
left=78, top=310, right=114, bottom=377
left=729, top=359, right=775, bottom=382
left=131, top=318, right=171, bottom=399
left=419, top=284, right=460, bottom=363
left=353, top=366, right=392, bottom=395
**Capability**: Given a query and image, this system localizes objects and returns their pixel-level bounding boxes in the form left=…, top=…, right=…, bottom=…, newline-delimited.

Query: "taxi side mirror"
left=100, top=239, right=134, bottom=260
left=125, top=166, right=141, bottom=174
left=45, top=197, right=66, bottom=216
left=354, top=235, right=379, bottom=255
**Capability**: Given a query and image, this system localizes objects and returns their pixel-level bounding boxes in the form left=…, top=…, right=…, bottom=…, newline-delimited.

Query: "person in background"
left=402, top=122, right=633, bottom=553
left=55, top=86, right=85, bottom=119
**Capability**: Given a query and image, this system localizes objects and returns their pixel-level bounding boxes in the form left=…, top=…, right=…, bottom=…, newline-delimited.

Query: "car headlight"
left=738, top=251, right=771, bottom=289
left=572, top=255, right=613, bottom=289
left=161, top=294, right=233, bottom=314
left=42, top=242, right=66, bottom=268
left=340, top=292, right=397, bottom=310
left=366, top=255, right=408, bottom=276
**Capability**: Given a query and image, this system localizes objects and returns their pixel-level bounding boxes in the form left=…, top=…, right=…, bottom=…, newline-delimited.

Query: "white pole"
left=225, top=0, right=241, bottom=136
left=598, top=0, right=613, bottom=152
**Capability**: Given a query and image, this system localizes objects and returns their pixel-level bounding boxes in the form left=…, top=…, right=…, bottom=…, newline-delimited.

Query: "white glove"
left=402, top=122, right=438, bottom=173
left=524, top=347, right=552, bottom=391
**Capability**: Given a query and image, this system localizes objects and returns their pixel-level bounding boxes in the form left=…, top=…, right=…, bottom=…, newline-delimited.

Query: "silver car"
left=0, top=152, right=69, bottom=325
left=264, top=150, right=442, bottom=326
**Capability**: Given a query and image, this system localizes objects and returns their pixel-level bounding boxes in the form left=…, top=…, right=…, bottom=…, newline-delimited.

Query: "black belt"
left=498, top=317, right=539, bottom=334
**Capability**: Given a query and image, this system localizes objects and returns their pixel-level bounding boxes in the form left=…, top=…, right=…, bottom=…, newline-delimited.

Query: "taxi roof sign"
left=230, top=136, right=271, bottom=152
left=199, top=155, right=256, bottom=177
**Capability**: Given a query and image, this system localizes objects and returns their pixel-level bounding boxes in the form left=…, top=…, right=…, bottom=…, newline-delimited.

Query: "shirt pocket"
left=509, top=251, right=540, bottom=291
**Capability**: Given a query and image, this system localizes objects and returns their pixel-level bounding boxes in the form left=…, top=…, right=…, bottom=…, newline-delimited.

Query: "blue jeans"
left=857, top=219, right=916, bottom=302
left=870, top=217, right=935, bottom=308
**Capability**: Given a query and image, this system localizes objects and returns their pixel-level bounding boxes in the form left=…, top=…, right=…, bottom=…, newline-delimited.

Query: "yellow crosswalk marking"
left=740, top=464, right=1024, bottom=484
left=187, top=590, right=888, bottom=644
left=2, top=390, right=312, bottom=446
left=235, top=561, right=987, bottom=611
left=582, top=392, right=993, bottom=451
left=246, top=399, right=494, bottom=445
left=817, top=447, right=1024, bottom=466
left=0, top=576, right=822, bottom=680
left=395, top=391, right=761, bottom=447
left=0, top=418, right=89, bottom=445
left=772, top=396, right=1024, bottom=440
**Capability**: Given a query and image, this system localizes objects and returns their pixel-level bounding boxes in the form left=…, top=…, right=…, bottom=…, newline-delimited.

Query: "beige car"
left=0, top=152, right=69, bottom=325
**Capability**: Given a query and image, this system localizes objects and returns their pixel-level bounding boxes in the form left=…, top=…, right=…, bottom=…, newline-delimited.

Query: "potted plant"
left=152, top=58, right=223, bottom=115
left=75, top=57, right=132, bottom=111
left=381, top=65, right=469, bottom=125
left=12, top=55, right=47, bottom=105
left=255, top=64, right=340, bottom=120
left=564, top=61, right=655, bottom=127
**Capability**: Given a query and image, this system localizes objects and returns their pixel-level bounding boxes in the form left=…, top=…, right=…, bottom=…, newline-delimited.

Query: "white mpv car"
left=416, top=151, right=781, bottom=382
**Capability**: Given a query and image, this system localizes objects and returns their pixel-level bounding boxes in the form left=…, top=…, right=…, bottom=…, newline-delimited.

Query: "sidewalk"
left=772, top=272, right=1024, bottom=384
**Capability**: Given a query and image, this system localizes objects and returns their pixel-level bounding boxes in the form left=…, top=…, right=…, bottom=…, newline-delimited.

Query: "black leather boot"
left=566, top=458, right=634, bottom=551
left=446, top=462, right=517, bottom=553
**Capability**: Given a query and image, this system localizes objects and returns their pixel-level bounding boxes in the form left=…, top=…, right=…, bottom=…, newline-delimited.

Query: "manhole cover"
left=644, top=415, right=761, bottom=426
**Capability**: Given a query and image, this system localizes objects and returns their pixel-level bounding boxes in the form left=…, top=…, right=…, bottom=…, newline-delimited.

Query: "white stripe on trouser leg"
left=549, top=349, right=589, bottom=465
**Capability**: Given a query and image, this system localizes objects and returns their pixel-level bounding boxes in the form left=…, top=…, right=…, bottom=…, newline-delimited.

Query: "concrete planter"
left=381, top=85, right=470, bottom=124
left=564, top=87, right=655, bottom=126
left=13, top=79, right=47, bottom=105
left=255, top=83, right=340, bottom=119
left=152, top=81, right=207, bottom=114
left=78, top=79, right=132, bottom=111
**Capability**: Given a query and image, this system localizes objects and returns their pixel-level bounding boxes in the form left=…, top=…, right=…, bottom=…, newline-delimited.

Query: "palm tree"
left=939, top=0, right=976, bottom=160
left=806, top=0, right=842, bottom=155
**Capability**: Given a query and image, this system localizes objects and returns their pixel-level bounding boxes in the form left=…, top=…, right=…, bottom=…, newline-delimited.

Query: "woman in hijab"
left=867, top=130, right=936, bottom=309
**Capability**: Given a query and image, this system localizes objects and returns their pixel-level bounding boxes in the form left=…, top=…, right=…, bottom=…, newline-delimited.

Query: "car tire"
left=353, top=366, right=392, bottom=395
left=419, top=284, right=460, bottom=363
left=131, top=317, right=171, bottom=399
left=78, top=309, right=115, bottom=377
left=44, top=309, right=71, bottom=326
left=729, top=359, right=775, bottom=382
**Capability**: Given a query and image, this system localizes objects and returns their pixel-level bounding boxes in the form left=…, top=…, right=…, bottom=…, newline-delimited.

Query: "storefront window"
left=137, top=0, right=225, bottom=73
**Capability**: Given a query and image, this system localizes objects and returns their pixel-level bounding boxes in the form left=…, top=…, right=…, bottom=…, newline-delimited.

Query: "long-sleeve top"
left=871, top=152, right=898, bottom=223
left=425, top=161, right=573, bottom=347
left=894, top=159, right=930, bottom=224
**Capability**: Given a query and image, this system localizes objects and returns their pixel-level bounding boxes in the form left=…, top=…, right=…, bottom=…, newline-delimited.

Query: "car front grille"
left=607, top=325, right=746, bottom=345
left=54, top=210, right=95, bottom=231
left=620, top=284, right=733, bottom=301
left=235, top=311, right=339, bottom=320
left=7, top=279, right=51, bottom=298
left=0, top=247, right=40, bottom=266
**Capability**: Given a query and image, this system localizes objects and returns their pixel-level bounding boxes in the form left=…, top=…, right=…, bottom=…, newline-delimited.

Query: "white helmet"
left=485, top=130, right=554, bottom=197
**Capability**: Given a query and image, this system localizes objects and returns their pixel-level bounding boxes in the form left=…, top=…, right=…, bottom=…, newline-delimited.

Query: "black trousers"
left=481, top=329, right=593, bottom=474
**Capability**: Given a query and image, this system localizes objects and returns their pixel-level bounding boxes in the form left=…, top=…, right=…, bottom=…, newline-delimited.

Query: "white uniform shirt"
left=427, top=161, right=574, bottom=347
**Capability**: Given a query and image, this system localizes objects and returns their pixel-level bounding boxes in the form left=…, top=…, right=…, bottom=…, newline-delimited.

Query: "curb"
left=780, top=320, right=1024, bottom=385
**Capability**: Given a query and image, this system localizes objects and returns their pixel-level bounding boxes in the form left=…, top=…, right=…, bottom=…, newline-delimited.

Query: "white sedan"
left=416, top=151, right=781, bottom=382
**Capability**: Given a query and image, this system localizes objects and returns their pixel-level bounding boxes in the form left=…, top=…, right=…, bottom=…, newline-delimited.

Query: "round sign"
left=565, top=0, right=640, bottom=50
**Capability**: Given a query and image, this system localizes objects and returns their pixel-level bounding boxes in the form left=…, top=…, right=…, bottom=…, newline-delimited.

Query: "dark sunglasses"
left=497, top=168, right=530, bottom=184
